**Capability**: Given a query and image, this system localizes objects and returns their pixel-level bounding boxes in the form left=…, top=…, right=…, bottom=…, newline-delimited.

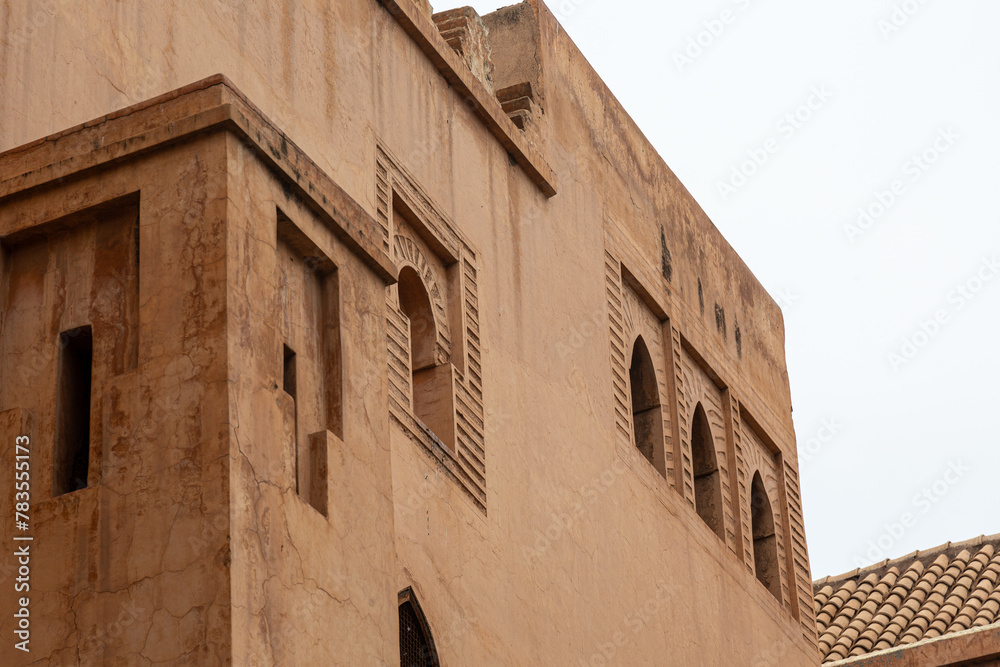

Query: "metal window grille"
left=399, top=601, right=437, bottom=666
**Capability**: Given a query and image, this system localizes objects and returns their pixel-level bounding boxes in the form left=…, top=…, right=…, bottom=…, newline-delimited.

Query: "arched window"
left=397, top=266, right=454, bottom=450
left=629, top=336, right=665, bottom=477
left=399, top=590, right=439, bottom=667
left=691, top=403, right=724, bottom=539
left=751, top=472, right=781, bottom=600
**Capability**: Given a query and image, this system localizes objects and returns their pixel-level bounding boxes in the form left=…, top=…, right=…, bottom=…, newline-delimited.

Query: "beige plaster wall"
left=0, top=136, right=233, bottom=664
left=222, top=137, right=398, bottom=665
left=0, top=0, right=818, bottom=664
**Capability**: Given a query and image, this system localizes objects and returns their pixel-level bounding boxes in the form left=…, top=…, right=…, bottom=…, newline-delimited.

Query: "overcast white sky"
left=445, top=0, right=1000, bottom=579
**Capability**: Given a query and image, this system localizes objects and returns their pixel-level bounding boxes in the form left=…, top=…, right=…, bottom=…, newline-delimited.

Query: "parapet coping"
left=814, top=532, right=1000, bottom=588
left=0, top=74, right=397, bottom=283
left=378, top=0, right=557, bottom=198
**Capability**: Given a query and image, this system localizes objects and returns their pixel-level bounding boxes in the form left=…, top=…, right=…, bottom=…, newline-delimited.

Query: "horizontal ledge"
left=0, top=74, right=397, bottom=284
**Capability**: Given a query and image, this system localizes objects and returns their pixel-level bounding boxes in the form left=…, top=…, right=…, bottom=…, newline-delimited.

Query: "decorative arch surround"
left=741, top=413, right=812, bottom=628
left=398, top=588, right=440, bottom=667
left=738, top=406, right=821, bottom=643
left=601, top=217, right=815, bottom=638
left=378, top=143, right=486, bottom=513
left=750, top=471, right=781, bottom=601
left=675, top=342, right=738, bottom=551
left=393, top=233, right=452, bottom=366
left=604, top=244, right=677, bottom=492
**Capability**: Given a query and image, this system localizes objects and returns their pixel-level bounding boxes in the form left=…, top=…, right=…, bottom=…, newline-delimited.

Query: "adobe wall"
left=0, top=81, right=405, bottom=664
left=221, top=132, right=399, bottom=665
left=0, top=0, right=791, bottom=435
left=0, top=135, right=233, bottom=664
left=1, top=0, right=819, bottom=664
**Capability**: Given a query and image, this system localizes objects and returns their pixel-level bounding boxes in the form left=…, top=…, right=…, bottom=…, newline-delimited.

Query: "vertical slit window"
left=282, top=344, right=299, bottom=493
left=53, top=325, right=93, bottom=497
left=283, top=344, right=297, bottom=401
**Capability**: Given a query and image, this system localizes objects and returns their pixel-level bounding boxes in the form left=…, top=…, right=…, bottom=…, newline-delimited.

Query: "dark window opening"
left=399, top=596, right=439, bottom=667
left=53, top=325, right=93, bottom=497
left=691, top=403, right=725, bottom=540
left=320, top=272, right=343, bottom=439
left=282, top=344, right=299, bottom=494
left=282, top=344, right=297, bottom=399
left=398, top=266, right=437, bottom=372
left=398, top=266, right=454, bottom=450
left=629, top=336, right=665, bottom=478
left=751, top=472, right=781, bottom=601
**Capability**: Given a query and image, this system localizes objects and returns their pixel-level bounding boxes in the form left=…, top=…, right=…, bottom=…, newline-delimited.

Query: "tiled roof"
left=813, top=534, right=1000, bottom=664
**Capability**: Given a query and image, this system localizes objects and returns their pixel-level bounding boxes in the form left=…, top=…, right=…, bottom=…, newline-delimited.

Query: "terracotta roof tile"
left=840, top=571, right=897, bottom=658
left=816, top=584, right=834, bottom=616
left=813, top=534, right=1000, bottom=664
